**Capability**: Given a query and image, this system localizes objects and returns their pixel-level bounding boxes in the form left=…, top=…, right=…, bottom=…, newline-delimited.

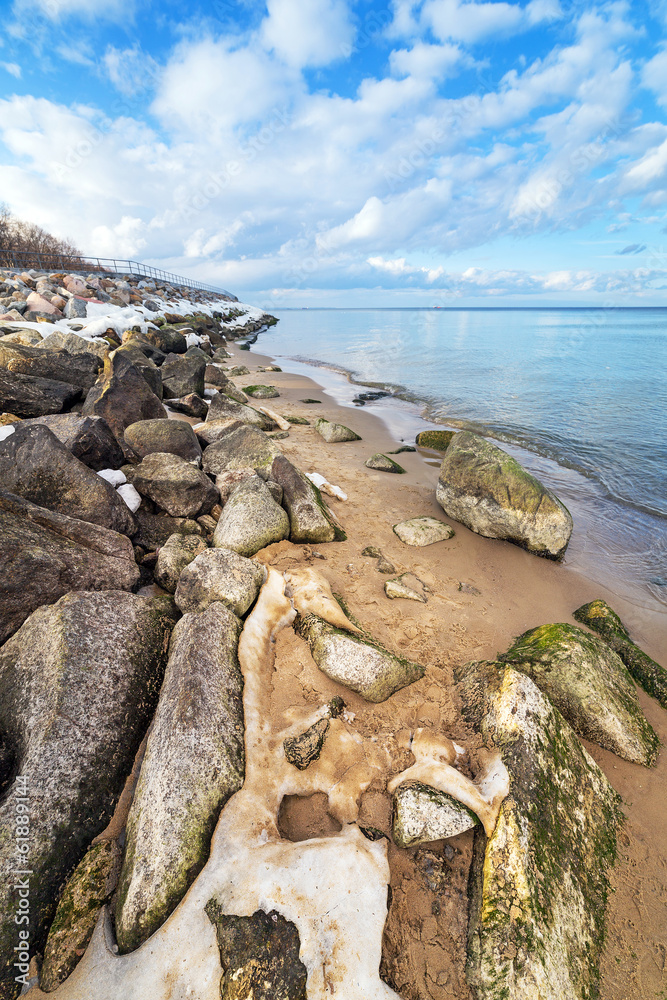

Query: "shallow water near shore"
left=252, top=307, right=667, bottom=614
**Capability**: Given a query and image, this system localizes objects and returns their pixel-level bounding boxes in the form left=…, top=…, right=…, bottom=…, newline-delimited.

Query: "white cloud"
left=260, top=0, right=354, bottom=68
left=389, top=41, right=466, bottom=79
left=422, top=0, right=558, bottom=44
left=91, top=215, right=148, bottom=257
left=12, top=0, right=132, bottom=22
left=1, top=62, right=22, bottom=78
left=642, top=47, right=667, bottom=106
left=104, top=45, right=159, bottom=98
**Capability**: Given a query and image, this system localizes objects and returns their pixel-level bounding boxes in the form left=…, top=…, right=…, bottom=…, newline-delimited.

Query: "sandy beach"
left=223, top=336, right=667, bottom=1000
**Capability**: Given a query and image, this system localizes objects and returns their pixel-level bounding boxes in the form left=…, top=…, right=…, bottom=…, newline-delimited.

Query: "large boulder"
left=39, top=330, right=109, bottom=362
left=295, top=610, right=425, bottom=702
left=0, top=591, right=178, bottom=998
left=154, top=533, right=209, bottom=593
left=436, top=432, right=573, bottom=559
left=175, top=547, right=265, bottom=616
left=0, top=424, right=136, bottom=535
left=168, top=393, right=208, bottom=419
left=500, top=623, right=659, bottom=766
left=574, top=599, right=667, bottom=709
left=0, top=488, right=140, bottom=644
left=205, top=392, right=274, bottom=430
left=213, top=475, right=290, bottom=556
left=202, top=422, right=280, bottom=476
left=0, top=370, right=81, bottom=418
left=160, top=353, right=205, bottom=399
left=82, top=353, right=167, bottom=454
left=314, top=418, right=361, bottom=443
left=392, top=781, right=479, bottom=848
left=270, top=455, right=345, bottom=543
left=456, top=661, right=622, bottom=1000
left=115, top=603, right=244, bottom=953
left=118, top=334, right=167, bottom=367
left=123, top=452, right=219, bottom=518
left=124, top=419, right=202, bottom=465
left=19, top=413, right=124, bottom=471
left=131, top=510, right=205, bottom=551
left=114, top=344, right=163, bottom=398
left=0, top=341, right=101, bottom=393
left=138, top=325, right=187, bottom=356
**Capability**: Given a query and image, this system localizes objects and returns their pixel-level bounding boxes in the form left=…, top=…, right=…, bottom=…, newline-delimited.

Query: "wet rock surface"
left=283, top=718, right=330, bottom=770
left=116, top=603, right=244, bottom=953
left=271, top=454, right=345, bottom=543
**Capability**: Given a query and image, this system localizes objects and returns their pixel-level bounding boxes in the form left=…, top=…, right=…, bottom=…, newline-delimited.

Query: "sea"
left=250, top=307, right=667, bottom=613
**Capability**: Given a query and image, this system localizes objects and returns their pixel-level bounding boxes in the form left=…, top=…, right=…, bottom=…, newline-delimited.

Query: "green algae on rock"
left=436, top=431, right=573, bottom=560
left=271, top=454, right=346, bottom=544
left=40, top=841, right=122, bottom=993
left=392, top=780, right=479, bottom=848
left=456, top=660, right=622, bottom=1000
left=500, top=623, right=659, bottom=766
left=365, top=453, right=406, bottom=473
left=284, top=415, right=310, bottom=425
left=295, top=609, right=425, bottom=702
left=154, top=532, right=209, bottom=593
left=115, top=602, right=245, bottom=955
left=314, top=418, right=361, bottom=443
left=244, top=384, right=280, bottom=399
left=283, top=718, right=330, bottom=770
left=213, top=474, right=290, bottom=556
left=574, top=599, right=667, bottom=708
left=415, top=429, right=455, bottom=451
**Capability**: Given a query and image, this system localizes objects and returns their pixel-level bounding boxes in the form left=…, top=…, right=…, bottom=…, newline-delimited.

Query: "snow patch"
left=117, top=483, right=142, bottom=512
left=97, top=469, right=126, bottom=487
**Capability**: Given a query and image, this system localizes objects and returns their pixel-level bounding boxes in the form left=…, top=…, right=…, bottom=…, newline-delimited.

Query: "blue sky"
left=2, top=0, right=667, bottom=306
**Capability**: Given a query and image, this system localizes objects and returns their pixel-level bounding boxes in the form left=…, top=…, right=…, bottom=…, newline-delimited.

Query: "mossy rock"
left=365, top=453, right=406, bottom=474
left=283, top=718, right=330, bottom=770
left=457, top=661, right=622, bottom=1000
left=415, top=429, right=455, bottom=451
left=271, top=455, right=346, bottom=544
left=244, top=384, right=280, bottom=399
left=500, top=623, right=659, bottom=766
left=284, top=415, right=310, bottom=425
left=213, top=475, right=290, bottom=557
left=392, top=780, right=479, bottom=848
left=315, top=418, right=361, bottom=443
left=574, top=599, right=667, bottom=708
left=299, top=398, right=321, bottom=404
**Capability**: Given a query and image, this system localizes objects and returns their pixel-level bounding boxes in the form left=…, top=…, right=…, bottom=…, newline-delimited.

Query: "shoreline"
left=246, top=327, right=667, bottom=618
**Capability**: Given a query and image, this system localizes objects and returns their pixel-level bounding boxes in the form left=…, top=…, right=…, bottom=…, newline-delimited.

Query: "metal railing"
left=0, top=249, right=236, bottom=299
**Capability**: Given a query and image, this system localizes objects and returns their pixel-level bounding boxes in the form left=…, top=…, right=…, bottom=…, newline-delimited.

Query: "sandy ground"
left=221, top=339, right=667, bottom=1000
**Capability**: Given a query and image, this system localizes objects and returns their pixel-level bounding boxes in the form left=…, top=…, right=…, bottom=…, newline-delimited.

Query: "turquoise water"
left=253, top=308, right=667, bottom=609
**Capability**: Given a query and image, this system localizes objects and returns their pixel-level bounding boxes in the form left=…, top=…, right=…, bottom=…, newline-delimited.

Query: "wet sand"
left=225, top=338, right=667, bottom=999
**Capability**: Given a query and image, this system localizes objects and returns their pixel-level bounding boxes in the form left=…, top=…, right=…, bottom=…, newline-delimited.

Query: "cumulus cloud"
left=1, top=62, right=22, bottom=78
left=260, top=0, right=354, bottom=67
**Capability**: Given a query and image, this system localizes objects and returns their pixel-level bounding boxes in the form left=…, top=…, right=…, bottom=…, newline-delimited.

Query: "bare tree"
left=0, top=204, right=84, bottom=269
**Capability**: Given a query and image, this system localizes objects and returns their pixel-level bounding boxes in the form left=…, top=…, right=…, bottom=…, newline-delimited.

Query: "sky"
left=2, top=0, right=667, bottom=307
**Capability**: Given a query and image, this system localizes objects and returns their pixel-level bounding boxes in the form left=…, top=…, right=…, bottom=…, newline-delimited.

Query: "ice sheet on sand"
left=97, top=469, right=126, bottom=487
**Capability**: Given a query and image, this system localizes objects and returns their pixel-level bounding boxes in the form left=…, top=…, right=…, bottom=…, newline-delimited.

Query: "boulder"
left=0, top=591, right=178, bottom=997
left=0, top=341, right=101, bottom=393
left=115, top=603, right=244, bottom=954
left=202, top=422, right=280, bottom=476
left=0, top=424, right=136, bottom=535
left=574, top=599, right=667, bottom=709
left=415, top=430, right=455, bottom=451
left=205, top=905, right=307, bottom=1000
left=0, top=369, right=81, bottom=418
left=154, top=532, right=209, bottom=593
left=244, top=384, right=280, bottom=399
left=175, top=547, right=265, bottom=616
left=114, top=344, right=163, bottom=398
left=82, top=353, right=166, bottom=453
left=436, top=431, right=573, bottom=559
left=63, top=295, right=88, bottom=319
left=0, top=489, right=140, bottom=644
left=271, top=455, right=346, bottom=544
left=123, top=452, right=219, bottom=518
left=131, top=511, right=205, bottom=551
left=160, top=353, right=205, bottom=399
left=283, top=718, right=330, bottom=770
left=295, top=609, right=425, bottom=702
left=226, top=365, right=249, bottom=376
left=205, top=393, right=274, bottom=430
left=500, top=623, right=659, bottom=766
left=124, top=419, right=202, bottom=465
left=39, top=330, right=109, bottom=361
left=392, top=781, right=479, bottom=848
left=314, top=418, right=361, bottom=443
left=456, top=661, right=622, bottom=1000
left=119, top=334, right=167, bottom=366
left=167, top=393, right=208, bottom=419
left=213, top=475, right=290, bottom=556
left=139, top=325, right=187, bottom=355
left=204, top=364, right=230, bottom=388
left=19, top=413, right=124, bottom=471
left=26, top=290, right=62, bottom=316
left=365, top=453, right=406, bottom=473
left=393, top=516, right=455, bottom=547
left=40, top=841, right=122, bottom=992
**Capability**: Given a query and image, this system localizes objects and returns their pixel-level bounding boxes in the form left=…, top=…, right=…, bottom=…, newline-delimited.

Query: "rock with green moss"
left=314, top=418, right=361, bottom=443
left=393, top=516, right=455, bottom=547
left=365, top=453, right=406, bottom=473
left=123, top=452, right=219, bottom=519
left=115, top=602, right=244, bottom=954
left=271, top=455, right=346, bottom=543
left=213, top=474, right=290, bottom=556
left=500, top=623, right=659, bottom=766
left=175, top=546, right=265, bottom=616
left=40, top=840, right=122, bottom=992
left=284, top=415, right=309, bottom=425
left=226, top=365, right=250, bottom=377
left=384, top=575, right=427, bottom=602
left=436, top=431, right=572, bottom=559
left=205, top=904, right=307, bottom=1000
left=244, top=384, right=280, bottom=399
left=154, top=532, right=209, bottom=593
left=202, top=421, right=280, bottom=476
left=361, top=546, right=396, bottom=574
left=124, top=419, right=202, bottom=465
left=456, top=660, right=622, bottom=1000
left=392, top=780, right=479, bottom=848
left=0, top=591, right=178, bottom=999
left=574, top=599, right=667, bottom=708
left=283, top=718, right=330, bottom=770
left=415, top=429, right=455, bottom=451
left=295, top=610, right=425, bottom=702
left=205, top=393, right=274, bottom=431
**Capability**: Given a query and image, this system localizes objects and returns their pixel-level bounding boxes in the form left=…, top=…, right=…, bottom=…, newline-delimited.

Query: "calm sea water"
left=253, top=308, right=667, bottom=609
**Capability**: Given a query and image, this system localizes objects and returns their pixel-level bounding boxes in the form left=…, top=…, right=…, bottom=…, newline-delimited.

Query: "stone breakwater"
left=0, top=274, right=663, bottom=1000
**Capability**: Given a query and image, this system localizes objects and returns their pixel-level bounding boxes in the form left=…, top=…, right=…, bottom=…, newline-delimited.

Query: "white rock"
left=97, top=469, right=126, bottom=487
left=117, top=484, right=142, bottom=512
